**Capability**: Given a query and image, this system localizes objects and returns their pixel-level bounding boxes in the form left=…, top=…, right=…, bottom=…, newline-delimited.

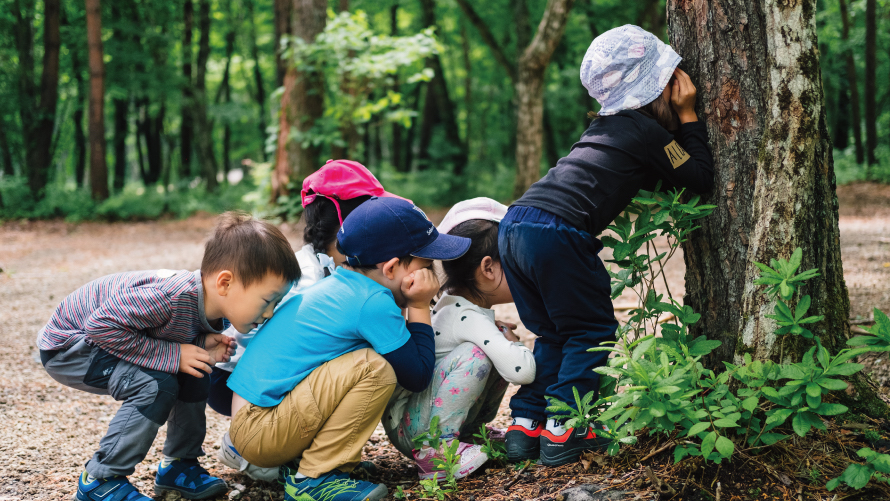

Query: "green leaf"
left=687, top=422, right=710, bottom=436
left=713, top=418, right=739, bottom=428
left=758, top=433, right=787, bottom=446
left=700, top=431, right=717, bottom=459
left=792, top=412, right=811, bottom=437
left=795, top=295, right=812, bottom=319
left=715, top=436, right=734, bottom=457
left=817, top=378, right=848, bottom=391
left=655, top=386, right=682, bottom=394
left=842, top=463, right=875, bottom=489
left=825, top=477, right=841, bottom=491
left=825, top=363, right=864, bottom=376
left=767, top=408, right=793, bottom=426
left=650, top=401, right=666, bottom=417
left=806, top=383, right=822, bottom=398
left=742, top=396, right=759, bottom=412
left=815, top=403, right=848, bottom=416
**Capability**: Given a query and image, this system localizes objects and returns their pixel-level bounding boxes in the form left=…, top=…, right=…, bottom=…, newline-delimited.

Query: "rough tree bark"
left=271, top=0, right=326, bottom=202
left=454, top=0, right=575, bottom=199
left=113, top=98, right=128, bottom=191
left=668, top=0, right=886, bottom=416
left=839, top=0, right=864, bottom=164
left=273, top=0, right=292, bottom=88
left=85, top=0, right=108, bottom=200
left=246, top=0, right=268, bottom=160
left=72, top=37, right=87, bottom=187
left=864, top=0, right=877, bottom=169
left=390, top=2, right=406, bottom=172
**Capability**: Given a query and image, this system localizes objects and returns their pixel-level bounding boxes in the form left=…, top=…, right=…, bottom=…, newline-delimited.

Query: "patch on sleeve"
left=664, top=140, right=691, bottom=169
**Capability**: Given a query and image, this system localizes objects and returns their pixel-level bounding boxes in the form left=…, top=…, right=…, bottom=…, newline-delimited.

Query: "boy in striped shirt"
left=37, top=212, right=301, bottom=501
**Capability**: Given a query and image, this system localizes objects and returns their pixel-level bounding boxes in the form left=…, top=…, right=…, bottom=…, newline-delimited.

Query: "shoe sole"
left=454, top=452, right=489, bottom=479
left=365, top=483, right=388, bottom=501
left=506, top=444, right=540, bottom=463
left=154, top=482, right=228, bottom=500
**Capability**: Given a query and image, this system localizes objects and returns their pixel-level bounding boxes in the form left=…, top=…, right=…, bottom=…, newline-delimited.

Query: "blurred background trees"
left=0, top=0, right=887, bottom=220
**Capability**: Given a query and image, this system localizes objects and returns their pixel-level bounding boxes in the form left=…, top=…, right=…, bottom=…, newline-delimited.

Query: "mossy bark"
left=668, top=0, right=887, bottom=417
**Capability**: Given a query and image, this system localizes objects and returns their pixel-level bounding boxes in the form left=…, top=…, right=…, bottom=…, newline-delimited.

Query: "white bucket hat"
left=438, top=197, right=508, bottom=235
left=580, top=24, right=682, bottom=116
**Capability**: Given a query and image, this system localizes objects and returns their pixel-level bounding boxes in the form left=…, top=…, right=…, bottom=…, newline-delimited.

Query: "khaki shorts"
left=230, top=349, right=397, bottom=477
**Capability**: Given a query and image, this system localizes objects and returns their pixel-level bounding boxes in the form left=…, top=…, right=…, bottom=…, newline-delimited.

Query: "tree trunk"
left=273, top=0, right=292, bottom=88
left=390, top=3, right=406, bottom=172
left=271, top=0, right=326, bottom=203
left=339, top=0, right=348, bottom=12
left=192, top=0, right=218, bottom=191
left=833, top=86, right=850, bottom=151
left=216, top=17, right=236, bottom=180
left=864, top=0, right=877, bottom=169
left=668, top=0, right=886, bottom=417
left=512, top=0, right=576, bottom=199
left=181, top=0, right=194, bottom=178
left=839, top=0, right=864, bottom=164
left=0, top=117, right=14, bottom=177
left=72, top=49, right=87, bottom=187
left=113, top=98, right=128, bottom=191
left=636, top=0, right=665, bottom=39
left=246, top=0, right=268, bottom=160
left=460, top=20, right=472, bottom=161
left=15, top=0, right=61, bottom=197
left=145, top=104, right=165, bottom=185
left=85, top=0, right=108, bottom=200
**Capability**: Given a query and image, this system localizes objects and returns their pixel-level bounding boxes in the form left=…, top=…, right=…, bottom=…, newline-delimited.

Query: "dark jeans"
left=498, top=205, right=618, bottom=422
left=207, top=367, right=233, bottom=416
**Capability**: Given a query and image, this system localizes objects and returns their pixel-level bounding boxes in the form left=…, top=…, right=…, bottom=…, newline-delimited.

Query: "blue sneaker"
left=284, top=471, right=387, bottom=501
left=74, top=471, right=152, bottom=501
left=154, top=458, right=227, bottom=499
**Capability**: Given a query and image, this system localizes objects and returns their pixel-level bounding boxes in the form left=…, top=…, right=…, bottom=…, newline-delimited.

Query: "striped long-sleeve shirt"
left=36, top=269, right=226, bottom=374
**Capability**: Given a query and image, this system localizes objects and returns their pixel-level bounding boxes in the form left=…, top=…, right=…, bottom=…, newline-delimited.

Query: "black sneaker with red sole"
left=505, top=421, right=543, bottom=462
left=540, top=426, right=610, bottom=467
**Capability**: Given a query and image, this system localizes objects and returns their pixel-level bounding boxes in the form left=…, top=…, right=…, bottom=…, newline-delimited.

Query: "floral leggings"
left=384, top=342, right=509, bottom=457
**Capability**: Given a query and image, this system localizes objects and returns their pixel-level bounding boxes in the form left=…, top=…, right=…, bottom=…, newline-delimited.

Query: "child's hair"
left=587, top=93, right=678, bottom=131
left=335, top=240, right=414, bottom=272
left=440, top=219, right=500, bottom=303
left=202, top=211, right=301, bottom=287
left=302, top=195, right=372, bottom=254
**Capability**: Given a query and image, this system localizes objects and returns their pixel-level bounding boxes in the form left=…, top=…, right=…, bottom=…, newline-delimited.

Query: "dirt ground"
left=1, top=183, right=888, bottom=501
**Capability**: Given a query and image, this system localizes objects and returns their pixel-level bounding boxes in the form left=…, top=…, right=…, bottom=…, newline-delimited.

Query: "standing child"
left=37, top=212, right=301, bottom=501
left=383, top=198, right=536, bottom=481
left=501, top=25, right=715, bottom=467
left=209, top=160, right=407, bottom=481
left=225, top=197, right=471, bottom=501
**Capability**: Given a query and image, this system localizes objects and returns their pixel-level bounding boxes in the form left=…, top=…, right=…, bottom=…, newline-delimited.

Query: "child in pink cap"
left=383, top=197, right=536, bottom=482
left=211, top=159, right=408, bottom=481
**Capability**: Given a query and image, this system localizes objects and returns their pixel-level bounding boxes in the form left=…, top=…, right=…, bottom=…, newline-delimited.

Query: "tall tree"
left=215, top=0, right=236, bottom=179
left=455, top=0, right=576, bottom=199
left=416, top=0, right=466, bottom=173
left=389, top=2, right=407, bottom=172
left=271, top=0, right=326, bottom=202
left=668, top=0, right=885, bottom=415
left=71, top=39, right=88, bottom=187
left=85, top=0, right=108, bottom=200
left=273, top=0, right=292, bottom=87
left=839, top=0, right=864, bottom=164
left=14, top=0, right=61, bottom=197
left=192, top=0, right=218, bottom=191
left=864, top=0, right=877, bottom=169
left=246, top=0, right=268, bottom=159
left=113, top=98, right=128, bottom=191
left=181, top=0, right=194, bottom=178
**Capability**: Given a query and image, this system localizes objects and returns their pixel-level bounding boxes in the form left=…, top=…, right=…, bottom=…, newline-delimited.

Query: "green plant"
left=411, top=415, right=461, bottom=492
left=827, top=448, right=890, bottom=491
left=418, top=479, right=449, bottom=500
left=393, top=485, right=409, bottom=499
left=864, top=429, right=883, bottom=442
left=847, top=308, right=890, bottom=352
left=412, top=415, right=444, bottom=452
left=473, top=425, right=507, bottom=463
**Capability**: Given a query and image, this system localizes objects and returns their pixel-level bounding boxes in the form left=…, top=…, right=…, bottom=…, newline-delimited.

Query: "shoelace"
left=293, top=477, right=361, bottom=501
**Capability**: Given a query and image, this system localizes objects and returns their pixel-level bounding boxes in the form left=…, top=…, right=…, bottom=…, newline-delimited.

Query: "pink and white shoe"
left=413, top=441, right=489, bottom=482
left=484, top=426, right=507, bottom=442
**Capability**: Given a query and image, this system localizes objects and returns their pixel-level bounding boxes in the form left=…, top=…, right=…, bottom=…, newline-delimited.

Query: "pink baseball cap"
left=438, top=197, right=509, bottom=235
left=301, top=159, right=409, bottom=224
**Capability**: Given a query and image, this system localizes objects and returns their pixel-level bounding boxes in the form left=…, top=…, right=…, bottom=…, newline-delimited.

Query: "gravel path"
left=1, top=184, right=888, bottom=500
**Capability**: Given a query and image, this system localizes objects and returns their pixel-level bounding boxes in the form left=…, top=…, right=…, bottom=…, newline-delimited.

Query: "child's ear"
left=480, top=256, right=497, bottom=281
left=215, top=270, right=234, bottom=296
left=380, top=257, right=401, bottom=280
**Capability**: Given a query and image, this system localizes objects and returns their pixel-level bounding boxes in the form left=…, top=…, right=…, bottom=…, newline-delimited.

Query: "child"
left=383, top=197, right=536, bottom=481
left=501, top=24, right=715, bottom=467
left=36, top=212, right=301, bottom=501
left=225, top=197, right=471, bottom=501
left=209, top=160, right=407, bottom=481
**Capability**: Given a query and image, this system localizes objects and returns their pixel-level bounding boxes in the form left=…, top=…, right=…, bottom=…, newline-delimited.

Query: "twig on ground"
left=715, top=482, right=722, bottom=501
left=639, top=440, right=675, bottom=462
left=502, top=460, right=531, bottom=490
left=644, top=465, right=677, bottom=496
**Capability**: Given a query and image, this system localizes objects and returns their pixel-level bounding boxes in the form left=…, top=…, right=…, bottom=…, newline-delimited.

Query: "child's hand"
left=401, top=268, right=439, bottom=309
left=178, top=344, right=215, bottom=378
left=204, top=333, right=236, bottom=364
left=669, top=68, right=698, bottom=124
left=495, top=320, right=520, bottom=342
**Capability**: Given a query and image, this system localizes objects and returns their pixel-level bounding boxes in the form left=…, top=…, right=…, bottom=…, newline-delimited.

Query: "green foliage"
left=545, top=387, right=596, bottom=431
left=827, top=448, right=890, bottom=491
left=848, top=308, right=890, bottom=352
left=410, top=415, right=461, bottom=491
left=472, top=425, right=507, bottom=463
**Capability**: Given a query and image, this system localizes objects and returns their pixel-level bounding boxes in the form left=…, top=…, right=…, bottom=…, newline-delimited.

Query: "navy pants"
left=207, top=367, right=233, bottom=416
left=498, top=206, right=618, bottom=422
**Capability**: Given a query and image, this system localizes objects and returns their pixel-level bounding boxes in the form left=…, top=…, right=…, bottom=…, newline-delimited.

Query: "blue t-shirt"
left=227, top=267, right=410, bottom=407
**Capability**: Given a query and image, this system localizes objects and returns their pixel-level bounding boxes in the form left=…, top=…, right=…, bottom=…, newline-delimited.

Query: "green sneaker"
left=277, top=460, right=379, bottom=485
left=284, top=471, right=386, bottom=501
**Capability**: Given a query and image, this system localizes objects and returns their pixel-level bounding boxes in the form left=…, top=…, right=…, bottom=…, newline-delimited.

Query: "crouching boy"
left=226, top=197, right=471, bottom=501
left=37, top=212, right=300, bottom=501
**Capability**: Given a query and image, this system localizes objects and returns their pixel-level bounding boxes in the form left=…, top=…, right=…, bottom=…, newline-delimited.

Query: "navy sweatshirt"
left=514, top=110, right=715, bottom=236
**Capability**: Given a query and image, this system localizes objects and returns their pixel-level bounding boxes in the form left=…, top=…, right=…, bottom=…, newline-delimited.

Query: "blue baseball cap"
left=337, top=197, right=471, bottom=267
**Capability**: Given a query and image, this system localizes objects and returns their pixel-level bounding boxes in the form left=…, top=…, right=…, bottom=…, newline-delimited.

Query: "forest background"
left=1, top=0, right=888, bottom=221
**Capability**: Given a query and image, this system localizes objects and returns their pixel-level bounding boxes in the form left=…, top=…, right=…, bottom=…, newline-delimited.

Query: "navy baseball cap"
left=337, top=197, right=471, bottom=267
